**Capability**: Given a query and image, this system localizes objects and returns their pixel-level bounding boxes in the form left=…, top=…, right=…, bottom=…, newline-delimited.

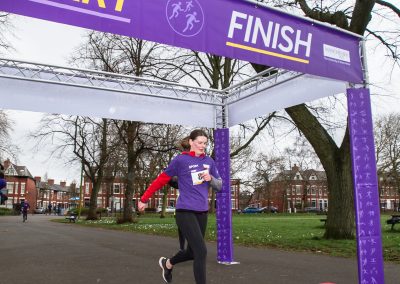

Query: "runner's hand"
left=200, top=172, right=211, bottom=182
left=138, top=201, right=147, bottom=212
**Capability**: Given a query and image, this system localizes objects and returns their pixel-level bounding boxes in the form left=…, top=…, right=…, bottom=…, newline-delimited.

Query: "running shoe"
left=159, top=257, right=173, bottom=283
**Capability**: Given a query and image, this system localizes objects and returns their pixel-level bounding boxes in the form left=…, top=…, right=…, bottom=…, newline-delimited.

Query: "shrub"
left=0, top=207, right=13, bottom=216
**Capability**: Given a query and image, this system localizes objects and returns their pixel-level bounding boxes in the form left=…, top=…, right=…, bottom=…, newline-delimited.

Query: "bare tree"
left=0, top=13, right=14, bottom=54
left=253, top=0, right=400, bottom=239
left=0, top=111, right=19, bottom=164
left=374, top=112, right=400, bottom=211
left=72, top=32, right=188, bottom=222
left=283, top=135, right=322, bottom=171
left=31, top=115, right=119, bottom=219
left=250, top=153, right=285, bottom=208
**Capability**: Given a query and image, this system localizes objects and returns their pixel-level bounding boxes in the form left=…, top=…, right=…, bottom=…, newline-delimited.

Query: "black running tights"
left=170, top=211, right=208, bottom=284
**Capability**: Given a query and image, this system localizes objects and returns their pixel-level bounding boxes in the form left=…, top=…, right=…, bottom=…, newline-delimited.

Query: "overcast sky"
left=2, top=11, right=400, bottom=184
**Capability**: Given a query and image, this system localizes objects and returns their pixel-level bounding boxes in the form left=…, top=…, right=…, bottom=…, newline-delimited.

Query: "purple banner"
left=214, top=128, right=234, bottom=263
left=347, top=88, right=385, bottom=284
left=0, top=0, right=363, bottom=83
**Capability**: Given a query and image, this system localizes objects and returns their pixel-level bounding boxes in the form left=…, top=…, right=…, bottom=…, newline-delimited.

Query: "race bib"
left=191, top=169, right=209, bottom=185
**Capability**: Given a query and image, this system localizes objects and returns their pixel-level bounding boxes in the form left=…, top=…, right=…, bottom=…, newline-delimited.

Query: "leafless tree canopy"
left=0, top=13, right=14, bottom=54
left=375, top=112, right=400, bottom=173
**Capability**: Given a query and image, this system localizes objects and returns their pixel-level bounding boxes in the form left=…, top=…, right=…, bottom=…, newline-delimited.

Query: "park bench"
left=65, top=214, right=77, bottom=223
left=386, top=215, right=400, bottom=231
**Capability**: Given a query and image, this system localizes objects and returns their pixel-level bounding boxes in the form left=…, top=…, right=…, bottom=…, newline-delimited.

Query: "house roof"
left=273, top=168, right=326, bottom=182
left=4, top=162, right=34, bottom=179
left=36, top=181, right=73, bottom=193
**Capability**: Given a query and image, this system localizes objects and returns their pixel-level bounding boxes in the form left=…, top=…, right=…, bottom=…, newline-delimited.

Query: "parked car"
left=260, top=206, right=278, bottom=213
left=156, top=205, right=176, bottom=213
left=241, top=207, right=263, bottom=214
left=34, top=207, right=45, bottom=214
left=304, top=207, right=319, bottom=213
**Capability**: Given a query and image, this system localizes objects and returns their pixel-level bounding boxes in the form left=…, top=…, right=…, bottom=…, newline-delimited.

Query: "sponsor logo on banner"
left=166, top=0, right=204, bottom=37
left=323, top=44, right=351, bottom=65
left=226, top=10, right=313, bottom=64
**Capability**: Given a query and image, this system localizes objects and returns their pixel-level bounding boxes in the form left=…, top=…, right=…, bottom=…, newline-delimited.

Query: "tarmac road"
left=0, top=215, right=399, bottom=284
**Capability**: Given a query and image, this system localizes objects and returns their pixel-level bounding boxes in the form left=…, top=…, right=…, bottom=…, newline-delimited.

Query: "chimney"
left=291, top=164, right=299, bottom=172
left=3, top=158, right=11, bottom=170
left=34, top=176, right=41, bottom=183
left=60, top=181, right=66, bottom=187
left=48, top=179, right=55, bottom=185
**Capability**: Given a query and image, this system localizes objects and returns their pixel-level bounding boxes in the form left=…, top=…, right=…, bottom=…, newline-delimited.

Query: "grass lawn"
left=56, top=212, right=400, bottom=263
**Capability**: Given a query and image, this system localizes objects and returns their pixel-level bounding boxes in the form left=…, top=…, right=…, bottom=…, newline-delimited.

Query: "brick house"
left=35, top=177, right=76, bottom=210
left=378, top=172, right=400, bottom=211
left=250, top=165, right=329, bottom=212
left=82, top=175, right=241, bottom=211
left=2, top=159, right=37, bottom=209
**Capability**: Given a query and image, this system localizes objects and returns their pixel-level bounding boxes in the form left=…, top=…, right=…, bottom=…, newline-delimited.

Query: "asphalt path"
left=0, top=215, right=399, bottom=284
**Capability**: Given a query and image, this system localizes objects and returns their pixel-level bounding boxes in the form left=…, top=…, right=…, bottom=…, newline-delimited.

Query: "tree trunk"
left=160, top=187, right=168, bottom=218
left=324, top=130, right=355, bottom=239
left=121, top=121, right=138, bottom=223
left=87, top=177, right=102, bottom=220
left=86, top=119, right=108, bottom=220
left=285, top=105, right=355, bottom=238
left=209, top=190, right=216, bottom=213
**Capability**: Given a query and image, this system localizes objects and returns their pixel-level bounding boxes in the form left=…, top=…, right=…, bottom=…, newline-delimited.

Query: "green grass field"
left=59, top=213, right=400, bottom=263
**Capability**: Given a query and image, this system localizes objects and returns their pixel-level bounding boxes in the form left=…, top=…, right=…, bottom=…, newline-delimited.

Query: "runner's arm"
left=140, top=172, right=172, bottom=203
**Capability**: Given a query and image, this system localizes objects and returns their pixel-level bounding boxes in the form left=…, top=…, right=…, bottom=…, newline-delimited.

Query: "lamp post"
left=78, top=160, right=84, bottom=220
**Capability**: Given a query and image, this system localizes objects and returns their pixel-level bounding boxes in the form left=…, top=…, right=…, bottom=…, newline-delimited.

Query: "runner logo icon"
left=166, top=0, right=204, bottom=37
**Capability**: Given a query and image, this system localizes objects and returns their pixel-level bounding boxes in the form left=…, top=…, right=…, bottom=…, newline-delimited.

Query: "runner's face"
left=190, top=136, right=208, bottom=156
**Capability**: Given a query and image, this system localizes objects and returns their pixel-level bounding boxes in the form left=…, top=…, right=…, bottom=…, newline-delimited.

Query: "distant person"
left=47, top=203, right=52, bottom=215
left=138, top=129, right=222, bottom=284
left=0, top=173, right=7, bottom=205
left=21, top=201, right=30, bottom=222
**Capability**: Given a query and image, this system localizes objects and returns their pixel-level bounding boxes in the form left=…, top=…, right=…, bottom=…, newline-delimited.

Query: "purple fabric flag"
left=347, top=88, right=385, bottom=284
left=214, top=128, right=234, bottom=263
left=0, top=0, right=363, bottom=83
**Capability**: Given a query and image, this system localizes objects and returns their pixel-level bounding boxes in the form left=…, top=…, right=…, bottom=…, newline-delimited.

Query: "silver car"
left=34, top=207, right=46, bottom=214
left=156, top=205, right=176, bottom=213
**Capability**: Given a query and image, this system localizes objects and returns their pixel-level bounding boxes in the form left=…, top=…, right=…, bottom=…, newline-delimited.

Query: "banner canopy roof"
left=0, top=58, right=346, bottom=127
left=0, top=0, right=363, bottom=83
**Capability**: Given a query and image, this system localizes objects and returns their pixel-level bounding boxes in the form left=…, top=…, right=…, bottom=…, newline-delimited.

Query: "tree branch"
left=376, top=0, right=400, bottom=18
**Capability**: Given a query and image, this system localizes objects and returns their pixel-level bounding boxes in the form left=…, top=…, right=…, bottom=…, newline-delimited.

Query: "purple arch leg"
left=347, top=88, right=385, bottom=284
left=214, top=128, right=234, bottom=263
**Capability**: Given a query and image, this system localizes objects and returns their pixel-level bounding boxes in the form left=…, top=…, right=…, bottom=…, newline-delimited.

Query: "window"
left=6, top=167, right=16, bottom=175
left=296, top=185, right=301, bottom=195
left=7, top=182, right=14, bottom=194
left=231, top=187, right=235, bottom=196
left=113, top=183, right=120, bottom=194
left=85, top=183, right=90, bottom=194
left=170, top=187, right=175, bottom=195
left=311, top=199, right=316, bottom=207
left=311, top=186, right=316, bottom=195
left=21, top=183, right=26, bottom=195
left=231, top=200, right=236, bottom=210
